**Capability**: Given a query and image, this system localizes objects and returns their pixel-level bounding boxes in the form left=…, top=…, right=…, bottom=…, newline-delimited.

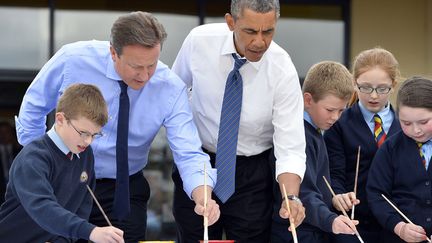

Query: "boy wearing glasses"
left=0, top=84, right=124, bottom=243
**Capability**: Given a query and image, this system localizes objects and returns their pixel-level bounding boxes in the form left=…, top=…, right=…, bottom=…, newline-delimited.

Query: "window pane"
left=0, top=7, right=49, bottom=70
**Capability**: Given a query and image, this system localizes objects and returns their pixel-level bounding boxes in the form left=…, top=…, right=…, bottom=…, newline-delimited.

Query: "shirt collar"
left=358, top=101, right=391, bottom=123
left=106, top=53, right=122, bottom=81
left=47, top=125, right=80, bottom=159
left=47, top=125, right=71, bottom=156
left=304, top=111, right=319, bottom=130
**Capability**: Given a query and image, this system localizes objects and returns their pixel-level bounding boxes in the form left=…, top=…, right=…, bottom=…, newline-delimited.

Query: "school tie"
left=214, top=53, right=246, bottom=203
left=417, top=142, right=427, bottom=169
left=66, top=152, right=73, bottom=160
left=113, top=81, right=130, bottom=220
left=374, top=114, right=386, bottom=147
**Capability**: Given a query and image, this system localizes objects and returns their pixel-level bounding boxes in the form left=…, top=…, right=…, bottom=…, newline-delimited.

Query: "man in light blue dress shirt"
left=15, top=11, right=220, bottom=242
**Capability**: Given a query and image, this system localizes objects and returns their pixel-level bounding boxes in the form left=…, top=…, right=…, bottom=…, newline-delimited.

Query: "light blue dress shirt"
left=15, top=40, right=216, bottom=197
left=358, top=101, right=394, bottom=135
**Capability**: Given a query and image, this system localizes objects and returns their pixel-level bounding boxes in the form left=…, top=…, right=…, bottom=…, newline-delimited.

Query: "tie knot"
left=374, top=114, right=382, bottom=124
left=232, top=53, right=246, bottom=71
left=417, top=142, right=424, bottom=149
left=66, top=152, right=73, bottom=160
left=118, top=81, right=128, bottom=94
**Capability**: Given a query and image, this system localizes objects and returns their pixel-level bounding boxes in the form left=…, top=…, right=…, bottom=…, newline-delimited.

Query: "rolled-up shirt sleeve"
left=273, top=68, right=306, bottom=181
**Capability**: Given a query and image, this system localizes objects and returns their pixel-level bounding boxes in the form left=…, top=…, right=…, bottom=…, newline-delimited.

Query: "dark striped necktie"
left=374, top=114, right=386, bottom=147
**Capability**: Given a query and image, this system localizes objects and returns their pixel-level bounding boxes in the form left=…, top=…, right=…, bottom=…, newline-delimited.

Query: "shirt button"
left=427, top=200, right=431, bottom=205
left=427, top=218, right=431, bottom=222
left=426, top=181, right=430, bottom=186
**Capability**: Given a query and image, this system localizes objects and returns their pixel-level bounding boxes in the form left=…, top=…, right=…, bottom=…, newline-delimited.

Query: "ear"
left=55, top=112, right=66, bottom=126
left=303, top=92, right=313, bottom=108
left=109, top=46, right=117, bottom=62
left=225, top=13, right=235, bottom=31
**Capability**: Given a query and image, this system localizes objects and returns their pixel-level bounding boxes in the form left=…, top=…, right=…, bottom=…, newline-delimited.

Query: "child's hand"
left=89, top=226, right=124, bottom=243
left=332, top=192, right=360, bottom=212
left=394, top=222, right=428, bottom=242
left=332, top=215, right=359, bottom=234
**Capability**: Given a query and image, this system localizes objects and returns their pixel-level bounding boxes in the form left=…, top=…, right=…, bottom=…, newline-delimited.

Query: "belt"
left=96, top=170, right=143, bottom=182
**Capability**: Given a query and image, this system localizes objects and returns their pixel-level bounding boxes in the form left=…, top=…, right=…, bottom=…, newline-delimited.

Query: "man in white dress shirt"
left=171, top=0, right=306, bottom=242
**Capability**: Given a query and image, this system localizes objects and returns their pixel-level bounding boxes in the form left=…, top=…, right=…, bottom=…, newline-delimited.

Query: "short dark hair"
left=230, top=0, right=280, bottom=20
left=111, top=11, right=167, bottom=55
left=397, top=76, right=432, bottom=113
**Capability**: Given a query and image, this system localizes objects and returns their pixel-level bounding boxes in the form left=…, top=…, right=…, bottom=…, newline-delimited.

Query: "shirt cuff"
left=182, top=167, right=217, bottom=199
left=275, top=155, right=306, bottom=182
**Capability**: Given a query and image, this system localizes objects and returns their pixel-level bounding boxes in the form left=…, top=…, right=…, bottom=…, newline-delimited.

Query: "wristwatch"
left=283, top=195, right=302, bottom=205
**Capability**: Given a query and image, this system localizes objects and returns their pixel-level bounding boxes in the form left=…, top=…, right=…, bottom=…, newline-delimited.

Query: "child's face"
left=304, top=93, right=348, bottom=130
left=56, top=114, right=102, bottom=154
left=355, top=67, right=394, bottom=113
left=399, top=106, right=432, bottom=143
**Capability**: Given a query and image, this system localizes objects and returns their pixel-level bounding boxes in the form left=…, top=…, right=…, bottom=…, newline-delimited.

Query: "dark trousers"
left=272, top=223, right=330, bottom=243
left=172, top=148, right=273, bottom=243
left=77, top=171, right=149, bottom=243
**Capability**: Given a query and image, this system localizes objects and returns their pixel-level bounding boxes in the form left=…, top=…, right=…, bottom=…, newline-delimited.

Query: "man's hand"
left=332, top=215, right=359, bottom=234
left=332, top=192, right=360, bottom=212
left=279, top=198, right=305, bottom=230
left=277, top=172, right=304, bottom=230
left=192, top=185, right=220, bottom=226
left=89, top=226, right=124, bottom=243
left=394, top=222, right=429, bottom=242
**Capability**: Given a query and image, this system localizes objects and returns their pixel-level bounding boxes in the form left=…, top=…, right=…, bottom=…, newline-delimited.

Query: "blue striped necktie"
left=113, top=81, right=130, bottom=220
left=214, top=53, right=246, bottom=203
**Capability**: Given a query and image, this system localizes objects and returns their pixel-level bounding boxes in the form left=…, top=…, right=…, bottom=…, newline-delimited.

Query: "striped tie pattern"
left=417, top=142, right=427, bottom=168
left=374, top=114, right=386, bottom=147
left=214, top=54, right=246, bottom=203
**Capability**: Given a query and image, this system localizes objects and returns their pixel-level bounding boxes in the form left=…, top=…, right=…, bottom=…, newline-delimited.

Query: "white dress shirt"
left=172, top=23, right=306, bottom=180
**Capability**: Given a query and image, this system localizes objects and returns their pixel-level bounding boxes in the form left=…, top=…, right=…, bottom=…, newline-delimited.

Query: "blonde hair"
left=302, top=61, right=354, bottom=102
left=56, top=84, right=108, bottom=127
left=349, top=47, right=400, bottom=106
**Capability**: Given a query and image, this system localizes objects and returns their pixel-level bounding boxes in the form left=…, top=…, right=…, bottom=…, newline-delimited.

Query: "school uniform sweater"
left=367, top=131, right=432, bottom=236
left=0, top=134, right=96, bottom=242
left=273, top=121, right=337, bottom=233
left=324, top=102, right=401, bottom=227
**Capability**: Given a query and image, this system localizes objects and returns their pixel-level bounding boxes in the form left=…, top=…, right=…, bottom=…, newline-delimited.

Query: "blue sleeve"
left=366, top=143, right=402, bottom=232
left=324, top=122, right=347, bottom=194
left=164, top=80, right=216, bottom=198
left=301, top=144, right=338, bottom=232
left=15, top=47, right=69, bottom=146
left=11, top=153, right=94, bottom=240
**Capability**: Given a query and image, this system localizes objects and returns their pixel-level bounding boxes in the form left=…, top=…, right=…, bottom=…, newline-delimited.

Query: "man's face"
left=110, top=44, right=160, bottom=90
left=226, top=8, right=276, bottom=62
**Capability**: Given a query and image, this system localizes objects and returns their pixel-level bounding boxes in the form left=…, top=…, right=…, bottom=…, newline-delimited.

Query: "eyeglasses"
left=68, top=120, right=103, bottom=140
left=356, top=84, right=392, bottom=94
